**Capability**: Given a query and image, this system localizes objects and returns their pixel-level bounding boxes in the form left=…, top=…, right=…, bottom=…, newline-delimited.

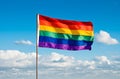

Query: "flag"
left=37, top=14, right=94, bottom=50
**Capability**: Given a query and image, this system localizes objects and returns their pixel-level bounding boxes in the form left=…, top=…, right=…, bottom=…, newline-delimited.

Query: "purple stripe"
left=39, top=42, right=91, bottom=50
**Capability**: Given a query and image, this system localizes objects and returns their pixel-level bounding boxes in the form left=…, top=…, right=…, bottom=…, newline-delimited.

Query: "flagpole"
left=36, top=14, right=39, bottom=79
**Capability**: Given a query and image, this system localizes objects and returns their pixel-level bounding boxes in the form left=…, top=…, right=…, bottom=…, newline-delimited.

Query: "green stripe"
left=39, top=31, right=94, bottom=41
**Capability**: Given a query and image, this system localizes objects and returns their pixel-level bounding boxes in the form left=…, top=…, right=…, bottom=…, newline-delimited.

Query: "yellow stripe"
left=39, top=25, right=94, bottom=36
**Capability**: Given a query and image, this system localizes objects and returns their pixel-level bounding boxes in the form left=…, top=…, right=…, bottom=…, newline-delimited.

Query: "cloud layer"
left=0, top=50, right=120, bottom=79
left=96, top=30, right=119, bottom=44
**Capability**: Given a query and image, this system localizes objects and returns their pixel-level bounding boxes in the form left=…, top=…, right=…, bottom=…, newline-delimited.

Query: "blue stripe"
left=39, top=36, right=93, bottom=46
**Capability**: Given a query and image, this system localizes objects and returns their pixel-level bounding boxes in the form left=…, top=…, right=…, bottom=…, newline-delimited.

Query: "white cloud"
left=39, top=52, right=75, bottom=67
left=95, top=56, right=111, bottom=65
left=15, top=40, right=33, bottom=45
left=0, top=50, right=36, bottom=68
left=0, top=50, right=120, bottom=79
left=112, top=56, right=120, bottom=61
left=96, top=30, right=119, bottom=44
left=77, top=60, right=95, bottom=69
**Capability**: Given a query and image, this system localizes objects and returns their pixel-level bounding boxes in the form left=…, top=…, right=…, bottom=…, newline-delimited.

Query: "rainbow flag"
left=37, top=14, right=94, bottom=50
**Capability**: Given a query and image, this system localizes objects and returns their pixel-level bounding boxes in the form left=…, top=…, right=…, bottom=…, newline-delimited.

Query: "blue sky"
left=0, top=0, right=120, bottom=79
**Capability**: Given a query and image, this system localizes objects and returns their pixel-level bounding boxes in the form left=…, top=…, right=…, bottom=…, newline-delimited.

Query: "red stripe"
left=39, top=15, right=93, bottom=30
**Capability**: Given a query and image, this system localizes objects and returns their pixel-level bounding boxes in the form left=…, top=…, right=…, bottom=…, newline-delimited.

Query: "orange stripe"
left=39, top=25, right=94, bottom=36
left=39, top=15, right=93, bottom=31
